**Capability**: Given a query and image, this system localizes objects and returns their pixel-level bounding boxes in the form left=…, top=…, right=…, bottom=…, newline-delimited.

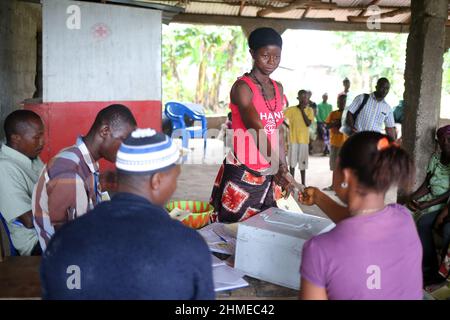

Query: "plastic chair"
left=164, top=102, right=207, bottom=151
left=0, top=213, right=18, bottom=257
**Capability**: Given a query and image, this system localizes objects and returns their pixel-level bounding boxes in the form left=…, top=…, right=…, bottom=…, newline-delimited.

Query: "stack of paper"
left=212, top=263, right=249, bottom=292
left=211, top=254, right=226, bottom=267
left=205, top=232, right=248, bottom=292
left=198, top=223, right=237, bottom=255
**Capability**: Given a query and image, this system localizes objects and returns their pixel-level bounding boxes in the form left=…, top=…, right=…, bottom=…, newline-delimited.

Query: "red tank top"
left=229, top=74, right=284, bottom=171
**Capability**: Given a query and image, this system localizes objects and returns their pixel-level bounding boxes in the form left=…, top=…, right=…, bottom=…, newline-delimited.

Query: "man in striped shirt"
left=32, top=104, right=136, bottom=251
left=346, top=77, right=397, bottom=141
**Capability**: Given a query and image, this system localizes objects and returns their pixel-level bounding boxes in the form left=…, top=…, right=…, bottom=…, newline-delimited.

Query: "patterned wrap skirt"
left=209, top=153, right=283, bottom=223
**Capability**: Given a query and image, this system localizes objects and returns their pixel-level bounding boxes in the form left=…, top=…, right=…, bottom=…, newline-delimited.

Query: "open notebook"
left=212, top=258, right=249, bottom=292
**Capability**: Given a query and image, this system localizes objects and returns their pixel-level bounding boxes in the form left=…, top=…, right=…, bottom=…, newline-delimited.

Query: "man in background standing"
left=345, top=77, right=396, bottom=141
left=323, top=94, right=347, bottom=191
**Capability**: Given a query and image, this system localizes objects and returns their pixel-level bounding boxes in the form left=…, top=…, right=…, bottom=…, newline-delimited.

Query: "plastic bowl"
left=166, top=200, right=213, bottom=229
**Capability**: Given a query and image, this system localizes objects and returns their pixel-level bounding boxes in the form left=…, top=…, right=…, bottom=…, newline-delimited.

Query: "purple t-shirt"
left=300, top=204, right=423, bottom=300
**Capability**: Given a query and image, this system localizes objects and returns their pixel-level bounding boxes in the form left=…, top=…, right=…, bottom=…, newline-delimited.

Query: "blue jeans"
left=417, top=210, right=450, bottom=277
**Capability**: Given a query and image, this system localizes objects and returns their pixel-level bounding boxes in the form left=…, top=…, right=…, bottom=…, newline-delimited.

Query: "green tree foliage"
left=443, top=50, right=450, bottom=96
left=162, top=24, right=247, bottom=114
left=333, top=32, right=449, bottom=118
left=332, top=31, right=407, bottom=100
left=441, top=50, right=450, bottom=119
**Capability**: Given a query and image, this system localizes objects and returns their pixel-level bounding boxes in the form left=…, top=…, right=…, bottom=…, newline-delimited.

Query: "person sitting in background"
left=417, top=199, right=450, bottom=286
left=0, top=110, right=45, bottom=255
left=323, top=94, right=347, bottom=191
left=407, top=125, right=450, bottom=219
left=393, top=100, right=404, bottom=124
left=316, top=93, right=332, bottom=156
left=298, top=131, right=422, bottom=300
left=438, top=235, right=450, bottom=282
left=40, top=128, right=214, bottom=299
left=32, top=104, right=136, bottom=251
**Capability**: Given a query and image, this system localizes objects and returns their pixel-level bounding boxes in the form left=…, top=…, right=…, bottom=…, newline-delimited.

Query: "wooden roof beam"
left=257, top=0, right=338, bottom=17
left=156, top=1, right=419, bottom=12
left=301, top=6, right=310, bottom=19
left=358, top=0, right=382, bottom=17
left=171, top=13, right=415, bottom=33
left=348, top=8, right=411, bottom=23
left=238, top=0, right=246, bottom=16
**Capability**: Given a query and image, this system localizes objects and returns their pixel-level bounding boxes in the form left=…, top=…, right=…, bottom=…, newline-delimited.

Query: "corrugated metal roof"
left=187, top=2, right=239, bottom=15
left=333, top=0, right=408, bottom=6
left=136, top=0, right=449, bottom=25
left=307, top=8, right=362, bottom=21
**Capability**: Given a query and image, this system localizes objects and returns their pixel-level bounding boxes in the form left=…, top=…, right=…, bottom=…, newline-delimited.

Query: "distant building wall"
left=23, top=0, right=163, bottom=172
left=43, top=0, right=161, bottom=103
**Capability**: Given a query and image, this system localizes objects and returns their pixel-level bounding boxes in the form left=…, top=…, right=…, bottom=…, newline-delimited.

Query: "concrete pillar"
left=0, top=0, right=41, bottom=139
left=402, top=0, right=448, bottom=190
left=446, top=33, right=450, bottom=51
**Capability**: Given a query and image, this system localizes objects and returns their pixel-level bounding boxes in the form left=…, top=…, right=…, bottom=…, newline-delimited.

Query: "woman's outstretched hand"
left=298, top=187, right=319, bottom=206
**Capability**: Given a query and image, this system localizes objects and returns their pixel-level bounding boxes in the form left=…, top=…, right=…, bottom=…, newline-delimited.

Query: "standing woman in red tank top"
left=209, top=27, right=294, bottom=223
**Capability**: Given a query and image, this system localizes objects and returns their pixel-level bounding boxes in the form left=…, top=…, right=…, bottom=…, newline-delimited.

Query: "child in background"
left=284, top=90, right=315, bottom=185
left=323, top=94, right=347, bottom=191
left=298, top=132, right=422, bottom=300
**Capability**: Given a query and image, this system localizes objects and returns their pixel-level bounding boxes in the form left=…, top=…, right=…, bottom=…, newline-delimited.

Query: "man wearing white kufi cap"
left=41, top=128, right=215, bottom=300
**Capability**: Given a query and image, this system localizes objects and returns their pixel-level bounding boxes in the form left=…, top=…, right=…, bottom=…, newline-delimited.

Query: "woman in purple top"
left=298, top=131, right=423, bottom=300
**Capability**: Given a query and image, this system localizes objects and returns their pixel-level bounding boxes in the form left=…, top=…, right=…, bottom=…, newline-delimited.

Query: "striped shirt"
left=32, top=137, right=101, bottom=251
left=348, top=93, right=395, bottom=133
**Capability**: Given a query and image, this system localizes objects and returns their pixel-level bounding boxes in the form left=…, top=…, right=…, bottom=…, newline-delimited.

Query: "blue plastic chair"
left=164, top=102, right=208, bottom=151
left=0, top=213, right=18, bottom=256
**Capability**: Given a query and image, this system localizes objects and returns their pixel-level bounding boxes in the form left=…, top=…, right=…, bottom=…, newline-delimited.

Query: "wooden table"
left=0, top=256, right=41, bottom=299
left=217, top=276, right=298, bottom=299
left=0, top=256, right=297, bottom=300
left=213, top=253, right=299, bottom=300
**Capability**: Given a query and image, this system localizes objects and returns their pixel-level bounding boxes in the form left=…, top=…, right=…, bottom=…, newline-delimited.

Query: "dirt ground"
left=171, top=138, right=335, bottom=219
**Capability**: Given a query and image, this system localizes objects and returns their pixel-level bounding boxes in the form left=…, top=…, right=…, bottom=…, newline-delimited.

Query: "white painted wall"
left=43, top=0, right=161, bottom=102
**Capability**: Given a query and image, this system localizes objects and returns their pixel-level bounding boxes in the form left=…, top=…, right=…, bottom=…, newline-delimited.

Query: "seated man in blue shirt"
left=41, top=128, right=215, bottom=299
